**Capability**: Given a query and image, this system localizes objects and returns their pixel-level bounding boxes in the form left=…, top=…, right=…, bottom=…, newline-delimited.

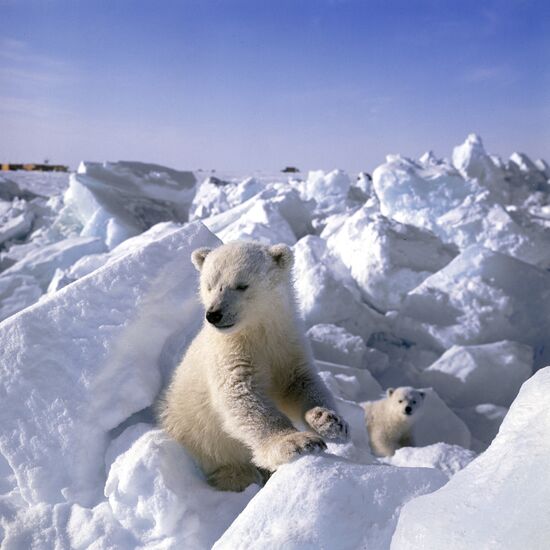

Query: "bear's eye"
left=412, top=400, right=416, bottom=405
left=235, top=284, right=249, bottom=291
left=398, top=399, right=403, bottom=404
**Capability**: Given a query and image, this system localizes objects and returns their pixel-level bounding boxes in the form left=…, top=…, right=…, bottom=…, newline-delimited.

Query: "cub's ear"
left=191, top=247, right=212, bottom=271
left=268, top=243, right=294, bottom=270
left=386, top=388, right=395, bottom=397
left=419, top=391, right=425, bottom=400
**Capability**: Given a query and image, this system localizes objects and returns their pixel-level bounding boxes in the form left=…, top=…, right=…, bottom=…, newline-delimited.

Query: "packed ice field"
left=0, top=134, right=549, bottom=548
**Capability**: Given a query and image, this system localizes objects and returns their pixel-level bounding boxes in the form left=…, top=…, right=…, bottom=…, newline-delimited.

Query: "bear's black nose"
left=405, top=406, right=412, bottom=415
left=206, top=309, right=223, bottom=325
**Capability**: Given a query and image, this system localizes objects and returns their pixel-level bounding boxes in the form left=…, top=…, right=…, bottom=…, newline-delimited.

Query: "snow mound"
left=0, top=222, right=218, bottom=509
left=372, top=155, right=474, bottom=231
left=0, top=176, right=44, bottom=202
left=451, top=134, right=510, bottom=202
left=202, top=187, right=313, bottom=245
left=190, top=175, right=264, bottom=220
left=317, top=360, right=382, bottom=403
left=214, top=455, right=447, bottom=550
left=326, top=208, right=456, bottom=311
left=1, top=236, right=105, bottom=289
left=454, top=404, right=508, bottom=452
left=396, top=245, right=550, bottom=369
left=216, top=199, right=297, bottom=245
left=435, top=191, right=550, bottom=268
left=106, top=428, right=258, bottom=549
left=420, top=341, right=533, bottom=407
left=307, top=323, right=388, bottom=373
left=54, top=221, right=184, bottom=289
left=0, top=199, right=34, bottom=247
left=0, top=274, right=43, bottom=322
left=391, top=367, right=550, bottom=550
left=293, top=235, right=383, bottom=339
left=62, top=161, right=197, bottom=249
left=383, top=443, right=476, bottom=479
left=303, top=169, right=352, bottom=211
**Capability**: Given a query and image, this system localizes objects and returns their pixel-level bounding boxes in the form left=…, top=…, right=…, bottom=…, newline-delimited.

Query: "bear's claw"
left=305, top=406, right=350, bottom=443
left=254, top=431, right=327, bottom=471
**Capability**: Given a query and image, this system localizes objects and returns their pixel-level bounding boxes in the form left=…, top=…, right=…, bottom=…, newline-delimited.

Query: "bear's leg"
left=305, top=406, right=349, bottom=442
left=284, top=366, right=350, bottom=443
left=398, top=432, right=413, bottom=449
left=368, top=428, right=398, bottom=457
left=206, top=463, right=262, bottom=492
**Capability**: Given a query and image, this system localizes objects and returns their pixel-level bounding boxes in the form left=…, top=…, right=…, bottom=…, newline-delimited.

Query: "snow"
left=0, top=274, right=43, bottom=322
left=0, top=201, right=34, bottom=247
left=0, top=222, right=219, bottom=540
left=293, top=235, right=384, bottom=339
left=395, top=245, right=550, bottom=369
left=391, top=367, right=550, bottom=550
left=410, top=389, right=471, bottom=449
left=0, top=171, right=68, bottom=198
left=326, top=208, right=457, bottom=311
left=307, top=323, right=389, bottom=372
left=451, top=134, right=510, bottom=203
left=373, top=154, right=474, bottom=231
left=106, top=429, right=258, bottom=549
left=62, top=161, right=197, bottom=249
left=435, top=190, right=550, bottom=268
left=419, top=341, right=533, bottom=407
left=0, top=134, right=549, bottom=548
left=303, top=169, right=352, bottom=212
left=454, top=404, right=508, bottom=452
left=214, top=455, right=447, bottom=550
left=383, top=443, right=476, bottom=479
left=317, top=360, right=382, bottom=403
left=1, top=236, right=105, bottom=289
left=201, top=186, right=314, bottom=245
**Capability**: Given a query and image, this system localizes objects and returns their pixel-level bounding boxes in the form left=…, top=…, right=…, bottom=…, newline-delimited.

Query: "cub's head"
left=386, top=387, right=425, bottom=418
left=191, top=241, right=294, bottom=332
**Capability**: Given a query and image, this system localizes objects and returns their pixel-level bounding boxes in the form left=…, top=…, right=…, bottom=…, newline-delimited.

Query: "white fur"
left=363, top=386, right=425, bottom=457
left=160, top=241, right=349, bottom=491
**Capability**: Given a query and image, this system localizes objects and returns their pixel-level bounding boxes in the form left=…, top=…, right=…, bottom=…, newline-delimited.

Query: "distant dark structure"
left=1, top=163, right=68, bottom=172
left=282, top=166, right=300, bottom=173
left=357, top=171, right=372, bottom=181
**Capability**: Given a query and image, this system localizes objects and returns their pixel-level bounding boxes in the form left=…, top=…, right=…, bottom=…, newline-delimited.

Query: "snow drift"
left=391, top=367, right=550, bottom=550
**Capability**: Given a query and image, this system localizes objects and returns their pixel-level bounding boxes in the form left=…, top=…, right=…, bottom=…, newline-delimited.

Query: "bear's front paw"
left=305, top=407, right=350, bottom=443
left=254, top=431, right=326, bottom=471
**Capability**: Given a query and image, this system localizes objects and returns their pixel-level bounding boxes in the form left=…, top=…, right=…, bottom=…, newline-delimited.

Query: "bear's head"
left=191, top=241, right=294, bottom=333
left=386, top=387, right=425, bottom=418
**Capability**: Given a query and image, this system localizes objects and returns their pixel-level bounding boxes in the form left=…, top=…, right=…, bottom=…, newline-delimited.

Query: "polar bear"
left=160, top=241, right=349, bottom=491
left=363, top=387, right=425, bottom=457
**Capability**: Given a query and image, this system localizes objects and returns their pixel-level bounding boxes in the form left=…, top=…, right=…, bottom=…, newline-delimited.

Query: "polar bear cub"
left=160, top=241, right=349, bottom=491
left=363, top=387, right=425, bottom=457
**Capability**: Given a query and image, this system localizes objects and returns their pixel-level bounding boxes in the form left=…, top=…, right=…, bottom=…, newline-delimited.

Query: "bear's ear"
left=419, top=391, right=425, bottom=400
left=191, top=247, right=212, bottom=271
left=386, top=388, right=394, bottom=397
left=268, top=244, right=294, bottom=270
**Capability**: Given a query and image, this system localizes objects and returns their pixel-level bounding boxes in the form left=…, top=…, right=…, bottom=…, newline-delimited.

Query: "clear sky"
left=1, top=0, right=549, bottom=172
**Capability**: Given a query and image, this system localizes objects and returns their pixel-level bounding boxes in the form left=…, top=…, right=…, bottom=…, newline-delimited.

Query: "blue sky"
left=1, top=0, right=548, bottom=171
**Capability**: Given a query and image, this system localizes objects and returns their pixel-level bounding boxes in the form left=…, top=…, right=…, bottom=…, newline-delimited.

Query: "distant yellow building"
left=0, top=163, right=68, bottom=172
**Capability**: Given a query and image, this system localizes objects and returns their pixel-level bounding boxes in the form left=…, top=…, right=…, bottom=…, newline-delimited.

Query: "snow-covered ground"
left=0, top=135, right=548, bottom=548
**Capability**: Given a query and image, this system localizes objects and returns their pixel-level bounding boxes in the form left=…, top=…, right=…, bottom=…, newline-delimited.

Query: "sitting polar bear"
left=363, top=387, right=425, bottom=457
left=160, top=241, right=349, bottom=491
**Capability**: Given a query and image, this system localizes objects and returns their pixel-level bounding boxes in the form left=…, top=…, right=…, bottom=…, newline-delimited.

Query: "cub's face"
left=191, top=241, right=293, bottom=332
left=387, top=387, right=425, bottom=417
